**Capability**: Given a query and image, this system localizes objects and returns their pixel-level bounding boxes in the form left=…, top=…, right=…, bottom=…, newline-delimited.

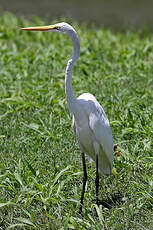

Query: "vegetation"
left=0, top=13, right=153, bottom=229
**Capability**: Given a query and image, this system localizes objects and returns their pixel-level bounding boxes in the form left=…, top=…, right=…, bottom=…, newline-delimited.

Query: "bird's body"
left=21, top=22, right=114, bottom=212
left=72, top=92, right=113, bottom=175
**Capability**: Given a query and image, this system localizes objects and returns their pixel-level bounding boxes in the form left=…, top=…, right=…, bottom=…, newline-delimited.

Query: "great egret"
left=21, top=22, right=114, bottom=213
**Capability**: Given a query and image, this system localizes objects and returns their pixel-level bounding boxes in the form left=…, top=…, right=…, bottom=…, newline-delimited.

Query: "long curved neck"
left=65, top=30, right=80, bottom=114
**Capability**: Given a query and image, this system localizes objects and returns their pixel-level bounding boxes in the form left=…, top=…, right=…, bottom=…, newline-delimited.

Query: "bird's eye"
left=56, top=26, right=60, bottom=30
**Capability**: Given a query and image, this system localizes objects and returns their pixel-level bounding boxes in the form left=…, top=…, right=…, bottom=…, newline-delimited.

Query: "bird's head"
left=21, top=21, right=80, bottom=60
left=21, top=22, right=76, bottom=36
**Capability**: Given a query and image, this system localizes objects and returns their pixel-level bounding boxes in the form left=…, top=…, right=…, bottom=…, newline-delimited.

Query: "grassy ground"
left=0, top=13, right=153, bottom=229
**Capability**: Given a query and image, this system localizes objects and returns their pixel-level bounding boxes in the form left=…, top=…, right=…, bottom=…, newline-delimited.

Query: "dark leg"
left=95, top=154, right=99, bottom=205
left=79, top=152, right=87, bottom=213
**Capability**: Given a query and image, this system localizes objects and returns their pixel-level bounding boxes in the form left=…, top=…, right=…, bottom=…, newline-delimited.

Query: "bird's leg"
left=79, top=152, right=87, bottom=213
left=95, top=153, right=99, bottom=205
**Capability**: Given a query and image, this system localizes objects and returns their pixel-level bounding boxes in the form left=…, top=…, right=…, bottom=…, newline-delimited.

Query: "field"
left=0, top=13, right=153, bottom=229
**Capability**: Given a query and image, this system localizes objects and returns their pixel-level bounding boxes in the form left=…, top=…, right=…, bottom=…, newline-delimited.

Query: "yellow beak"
left=21, top=25, right=57, bottom=31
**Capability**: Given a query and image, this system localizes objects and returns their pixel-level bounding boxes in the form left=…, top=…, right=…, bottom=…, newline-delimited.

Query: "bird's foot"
left=79, top=205, right=83, bottom=215
left=96, top=197, right=99, bottom=206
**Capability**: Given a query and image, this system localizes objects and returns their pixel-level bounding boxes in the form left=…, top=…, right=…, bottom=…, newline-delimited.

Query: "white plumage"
left=21, top=22, right=114, bottom=212
left=72, top=93, right=113, bottom=175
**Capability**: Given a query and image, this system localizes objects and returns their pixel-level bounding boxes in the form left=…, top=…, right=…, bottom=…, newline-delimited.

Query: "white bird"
left=21, top=22, right=114, bottom=213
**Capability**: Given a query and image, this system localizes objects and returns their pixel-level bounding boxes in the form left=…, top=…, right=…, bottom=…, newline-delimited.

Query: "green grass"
left=0, top=13, right=153, bottom=229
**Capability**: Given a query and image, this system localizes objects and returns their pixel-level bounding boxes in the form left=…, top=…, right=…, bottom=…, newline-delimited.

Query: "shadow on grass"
left=98, top=192, right=123, bottom=209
